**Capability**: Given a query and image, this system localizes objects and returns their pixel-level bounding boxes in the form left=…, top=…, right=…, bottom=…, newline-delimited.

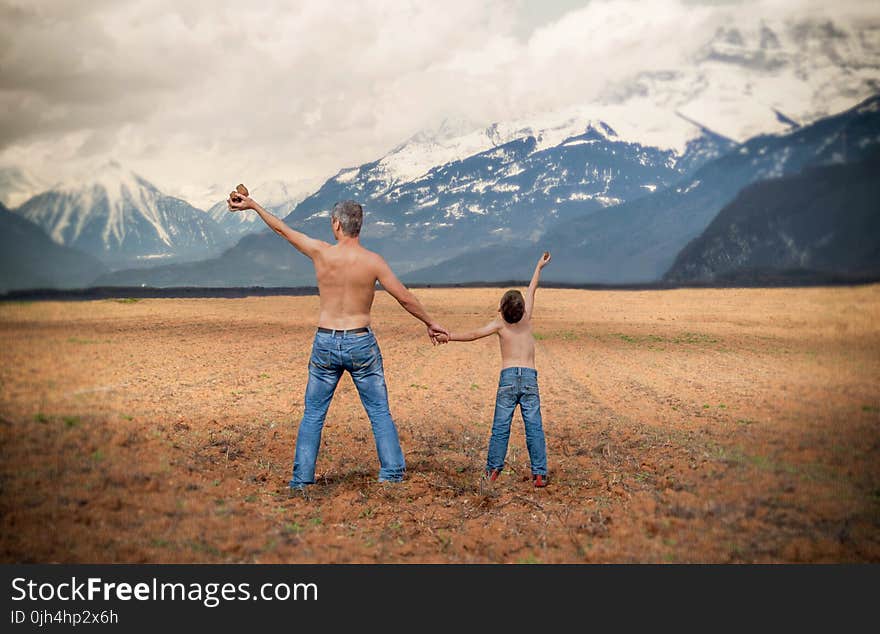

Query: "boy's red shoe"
left=486, top=469, right=500, bottom=482
left=532, top=474, right=548, bottom=488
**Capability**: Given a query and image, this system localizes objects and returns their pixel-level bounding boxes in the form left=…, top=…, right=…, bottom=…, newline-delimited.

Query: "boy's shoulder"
left=497, top=314, right=531, bottom=332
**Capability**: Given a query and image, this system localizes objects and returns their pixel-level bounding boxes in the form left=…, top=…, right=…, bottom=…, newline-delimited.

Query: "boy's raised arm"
left=228, top=194, right=329, bottom=259
left=524, top=251, right=552, bottom=318
left=442, top=318, right=502, bottom=343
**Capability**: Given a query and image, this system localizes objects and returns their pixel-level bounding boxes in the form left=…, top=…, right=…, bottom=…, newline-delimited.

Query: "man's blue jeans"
left=486, top=367, right=548, bottom=476
left=289, top=328, right=405, bottom=488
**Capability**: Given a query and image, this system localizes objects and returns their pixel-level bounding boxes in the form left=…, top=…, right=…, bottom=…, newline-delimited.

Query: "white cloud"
left=0, top=0, right=876, bottom=208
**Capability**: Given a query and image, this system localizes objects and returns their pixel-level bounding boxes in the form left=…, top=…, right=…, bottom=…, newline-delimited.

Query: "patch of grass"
left=115, top=298, right=140, bottom=304
left=121, top=414, right=134, bottom=421
left=862, top=405, right=879, bottom=413
left=244, top=495, right=257, bottom=503
left=309, top=516, right=323, bottom=526
left=259, top=373, right=270, bottom=379
left=470, top=383, right=479, bottom=390
left=673, top=332, right=718, bottom=345
left=533, top=333, right=547, bottom=341
left=388, top=520, right=402, bottom=531
left=34, top=413, right=50, bottom=423
left=63, top=416, right=81, bottom=428
left=736, top=419, right=758, bottom=425
left=409, top=383, right=429, bottom=390
left=91, top=449, right=104, bottom=461
left=516, top=554, right=541, bottom=564
left=283, top=522, right=303, bottom=534
left=612, top=331, right=719, bottom=347
left=702, top=404, right=711, bottom=409
left=150, top=538, right=172, bottom=549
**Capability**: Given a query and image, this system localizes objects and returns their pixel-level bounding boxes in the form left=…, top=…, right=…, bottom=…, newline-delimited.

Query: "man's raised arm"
left=227, top=194, right=328, bottom=259
left=375, top=257, right=449, bottom=344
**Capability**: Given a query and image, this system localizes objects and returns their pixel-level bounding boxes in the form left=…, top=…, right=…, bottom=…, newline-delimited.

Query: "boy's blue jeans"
left=289, top=328, right=405, bottom=488
left=486, top=367, right=548, bottom=476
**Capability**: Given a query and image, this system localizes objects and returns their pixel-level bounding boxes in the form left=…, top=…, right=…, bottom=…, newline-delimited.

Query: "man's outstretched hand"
left=227, top=193, right=254, bottom=212
left=538, top=250, right=552, bottom=268
left=427, top=323, right=449, bottom=346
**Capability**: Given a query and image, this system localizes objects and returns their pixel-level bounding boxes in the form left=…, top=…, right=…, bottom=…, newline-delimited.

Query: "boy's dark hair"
left=500, top=290, right=525, bottom=324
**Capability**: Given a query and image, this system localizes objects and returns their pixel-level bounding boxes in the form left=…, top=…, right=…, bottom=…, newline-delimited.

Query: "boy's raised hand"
left=538, top=250, right=551, bottom=268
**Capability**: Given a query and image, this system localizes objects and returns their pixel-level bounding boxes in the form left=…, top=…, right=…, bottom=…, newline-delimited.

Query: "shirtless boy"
left=438, top=252, right=551, bottom=487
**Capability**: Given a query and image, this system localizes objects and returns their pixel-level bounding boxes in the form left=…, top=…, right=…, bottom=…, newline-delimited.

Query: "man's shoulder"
left=358, top=246, right=387, bottom=267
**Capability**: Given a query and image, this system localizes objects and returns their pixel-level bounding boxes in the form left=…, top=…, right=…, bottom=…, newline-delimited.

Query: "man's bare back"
left=226, top=193, right=447, bottom=341
left=313, top=243, right=382, bottom=330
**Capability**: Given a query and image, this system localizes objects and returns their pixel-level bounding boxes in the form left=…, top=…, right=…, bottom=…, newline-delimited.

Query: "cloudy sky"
left=0, top=0, right=875, bottom=206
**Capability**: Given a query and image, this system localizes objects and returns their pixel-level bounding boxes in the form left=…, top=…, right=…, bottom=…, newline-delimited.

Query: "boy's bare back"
left=496, top=316, right=537, bottom=369
left=442, top=251, right=551, bottom=365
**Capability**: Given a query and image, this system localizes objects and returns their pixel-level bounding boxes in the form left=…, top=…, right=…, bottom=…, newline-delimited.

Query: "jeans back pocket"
left=349, top=338, right=380, bottom=370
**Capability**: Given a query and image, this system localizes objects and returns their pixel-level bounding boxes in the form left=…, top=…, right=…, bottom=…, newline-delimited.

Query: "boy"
left=438, top=251, right=552, bottom=487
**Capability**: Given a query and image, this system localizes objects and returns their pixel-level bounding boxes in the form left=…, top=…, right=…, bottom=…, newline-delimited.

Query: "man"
left=226, top=195, right=448, bottom=491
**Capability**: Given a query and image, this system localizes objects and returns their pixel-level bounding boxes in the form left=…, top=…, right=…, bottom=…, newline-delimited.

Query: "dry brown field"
left=1, top=286, right=878, bottom=562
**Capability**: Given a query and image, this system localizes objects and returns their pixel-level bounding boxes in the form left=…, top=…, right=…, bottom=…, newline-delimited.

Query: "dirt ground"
left=1, top=286, right=878, bottom=563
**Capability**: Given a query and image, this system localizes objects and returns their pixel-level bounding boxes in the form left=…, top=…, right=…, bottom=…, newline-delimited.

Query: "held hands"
left=538, top=250, right=552, bottom=269
left=427, top=322, right=450, bottom=346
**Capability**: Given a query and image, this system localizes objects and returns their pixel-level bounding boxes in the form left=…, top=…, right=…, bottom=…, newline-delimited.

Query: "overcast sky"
left=0, top=0, right=875, bottom=206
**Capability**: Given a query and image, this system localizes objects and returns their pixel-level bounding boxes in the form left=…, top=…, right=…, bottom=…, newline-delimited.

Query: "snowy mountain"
left=13, top=162, right=232, bottom=268
left=0, top=203, right=107, bottom=292
left=338, top=17, right=879, bottom=192
left=94, top=118, right=734, bottom=287
left=597, top=18, right=880, bottom=145
left=205, top=180, right=307, bottom=239
left=408, top=94, right=880, bottom=284
left=0, top=166, right=48, bottom=208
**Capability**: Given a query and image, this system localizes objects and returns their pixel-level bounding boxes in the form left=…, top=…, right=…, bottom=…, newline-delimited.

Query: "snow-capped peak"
left=370, top=14, right=879, bottom=187
left=44, top=161, right=174, bottom=247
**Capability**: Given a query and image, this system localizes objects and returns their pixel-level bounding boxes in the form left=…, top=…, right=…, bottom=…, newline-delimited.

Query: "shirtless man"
left=226, top=196, right=449, bottom=490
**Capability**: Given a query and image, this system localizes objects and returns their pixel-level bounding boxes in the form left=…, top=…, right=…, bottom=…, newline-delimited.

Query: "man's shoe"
left=486, top=469, right=500, bottom=482
left=532, top=474, right=548, bottom=488
left=288, top=485, right=311, bottom=500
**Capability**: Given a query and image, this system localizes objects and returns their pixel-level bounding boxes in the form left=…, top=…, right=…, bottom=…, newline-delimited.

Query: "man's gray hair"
left=331, top=200, right=363, bottom=237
